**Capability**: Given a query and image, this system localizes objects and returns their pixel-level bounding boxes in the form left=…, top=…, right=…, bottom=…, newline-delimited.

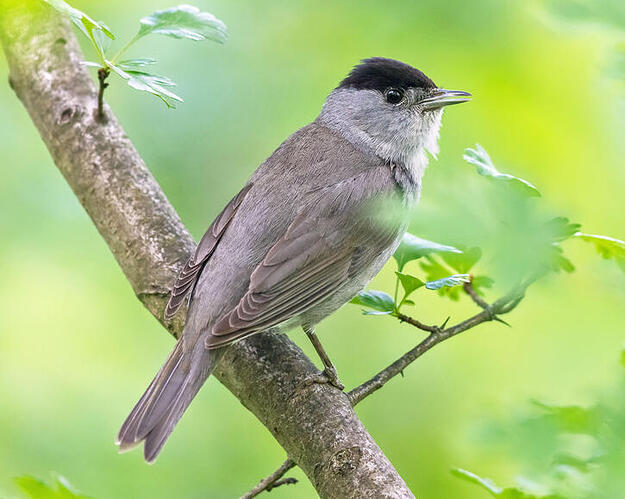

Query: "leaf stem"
left=110, top=33, right=141, bottom=65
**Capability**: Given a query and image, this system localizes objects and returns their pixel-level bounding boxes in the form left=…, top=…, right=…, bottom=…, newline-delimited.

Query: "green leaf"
left=621, top=345, right=625, bottom=368
left=350, top=290, right=395, bottom=314
left=393, top=232, right=462, bottom=271
left=395, top=272, right=425, bottom=300
left=574, top=232, right=625, bottom=273
left=545, top=217, right=581, bottom=242
left=472, top=275, right=495, bottom=294
left=531, top=400, right=599, bottom=434
left=108, top=64, right=183, bottom=108
left=425, top=274, right=471, bottom=290
left=136, top=5, right=227, bottom=43
left=451, top=468, right=564, bottom=499
left=464, top=144, right=540, bottom=197
left=43, top=0, right=114, bottom=64
left=15, top=475, right=91, bottom=499
left=545, top=245, right=575, bottom=273
left=451, top=468, right=502, bottom=497
left=420, top=257, right=461, bottom=300
left=80, top=61, right=102, bottom=68
left=442, top=246, right=482, bottom=273
left=117, top=58, right=157, bottom=70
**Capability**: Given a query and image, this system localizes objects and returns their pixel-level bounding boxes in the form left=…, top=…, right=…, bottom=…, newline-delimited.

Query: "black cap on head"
left=338, top=57, right=436, bottom=92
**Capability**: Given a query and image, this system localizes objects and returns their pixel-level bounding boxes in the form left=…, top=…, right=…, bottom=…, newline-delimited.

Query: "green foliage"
left=451, top=468, right=565, bottom=499
left=43, top=1, right=227, bottom=107
left=349, top=290, right=395, bottom=315
left=574, top=233, right=625, bottom=273
left=393, top=233, right=461, bottom=272
left=461, top=352, right=625, bottom=498
left=354, top=144, right=622, bottom=323
left=546, top=217, right=582, bottom=242
left=395, top=272, right=425, bottom=301
left=136, top=5, right=227, bottom=43
left=441, top=246, right=482, bottom=274
left=419, top=256, right=464, bottom=300
left=108, top=64, right=182, bottom=107
left=43, top=0, right=114, bottom=66
left=425, top=274, right=470, bottom=290
left=463, top=144, right=541, bottom=197
left=15, top=475, right=91, bottom=499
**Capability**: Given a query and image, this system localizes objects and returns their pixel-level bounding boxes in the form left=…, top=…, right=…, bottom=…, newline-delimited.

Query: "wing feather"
left=206, top=219, right=354, bottom=348
left=164, top=184, right=253, bottom=319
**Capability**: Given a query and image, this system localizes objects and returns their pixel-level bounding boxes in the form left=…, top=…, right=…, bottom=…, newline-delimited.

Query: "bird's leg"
left=302, top=325, right=344, bottom=390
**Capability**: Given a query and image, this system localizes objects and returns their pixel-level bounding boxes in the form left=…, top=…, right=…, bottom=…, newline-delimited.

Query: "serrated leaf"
left=43, top=0, right=114, bottom=64
left=545, top=217, right=581, bottom=242
left=442, top=246, right=482, bottom=273
left=425, top=274, right=471, bottom=290
left=395, top=272, right=425, bottom=303
left=464, top=144, right=540, bottom=197
left=43, top=0, right=115, bottom=39
left=546, top=245, right=575, bottom=274
left=117, top=58, right=157, bottom=70
left=350, top=290, right=396, bottom=314
left=108, top=64, right=182, bottom=108
left=136, top=5, right=227, bottom=43
left=574, top=232, right=625, bottom=273
left=393, top=232, right=462, bottom=271
left=92, top=24, right=113, bottom=54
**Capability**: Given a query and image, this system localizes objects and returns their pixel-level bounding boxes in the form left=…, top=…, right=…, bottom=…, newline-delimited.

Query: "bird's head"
left=318, top=57, right=471, bottom=167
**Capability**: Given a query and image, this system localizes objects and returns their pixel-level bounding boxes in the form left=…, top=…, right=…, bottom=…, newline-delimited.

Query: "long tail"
left=116, top=341, right=223, bottom=463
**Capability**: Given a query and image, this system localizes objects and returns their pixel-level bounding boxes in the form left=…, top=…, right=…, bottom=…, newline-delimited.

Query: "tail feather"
left=117, top=341, right=222, bottom=462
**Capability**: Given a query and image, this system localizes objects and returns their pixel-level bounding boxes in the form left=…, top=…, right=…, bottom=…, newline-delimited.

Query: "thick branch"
left=0, top=2, right=413, bottom=498
left=246, top=286, right=527, bottom=495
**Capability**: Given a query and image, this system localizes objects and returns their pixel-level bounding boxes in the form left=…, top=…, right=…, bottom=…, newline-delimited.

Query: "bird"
left=116, top=57, right=471, bottom=462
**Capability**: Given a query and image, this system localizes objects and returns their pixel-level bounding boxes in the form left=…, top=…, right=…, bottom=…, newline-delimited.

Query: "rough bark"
left=0, top=1, right=414, bottom=497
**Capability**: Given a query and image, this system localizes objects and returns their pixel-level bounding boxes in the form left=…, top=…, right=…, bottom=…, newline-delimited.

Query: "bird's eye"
left=385, top=88, right=404, bottom=105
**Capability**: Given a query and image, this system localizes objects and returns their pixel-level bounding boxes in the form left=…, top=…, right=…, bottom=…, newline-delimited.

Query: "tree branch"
left=239, top=459, right=297, bottom=499
left=246, top=285, right=527, bottom=496
left=0, top=2, right=414, bottom=498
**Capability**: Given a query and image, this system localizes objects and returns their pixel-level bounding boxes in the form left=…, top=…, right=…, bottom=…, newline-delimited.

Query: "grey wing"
left=207, top=210, right=357, bottom=348
left=165, top=184, right=253, bottom=319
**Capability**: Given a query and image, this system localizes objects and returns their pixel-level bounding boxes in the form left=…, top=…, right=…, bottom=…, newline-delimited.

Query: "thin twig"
left=396, top=312, right=440, bottom=333
left=239, top=459, right=296, bottom=499
left=96, top=68, right=109, bottom=121
left=244, top=285, right=529, bottom=496
left=463, top=281, right=489, bottom=309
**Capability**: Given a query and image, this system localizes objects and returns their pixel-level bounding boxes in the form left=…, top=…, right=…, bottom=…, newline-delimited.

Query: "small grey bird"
left=117, top=57, right=471, bottom=462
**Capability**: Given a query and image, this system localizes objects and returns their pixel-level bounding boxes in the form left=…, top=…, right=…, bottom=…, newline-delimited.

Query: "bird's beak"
left=420, top=89, right=472, bottom=110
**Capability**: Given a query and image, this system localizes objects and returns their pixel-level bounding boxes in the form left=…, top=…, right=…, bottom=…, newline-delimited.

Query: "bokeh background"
left=1, top=0, right=624, bottom=497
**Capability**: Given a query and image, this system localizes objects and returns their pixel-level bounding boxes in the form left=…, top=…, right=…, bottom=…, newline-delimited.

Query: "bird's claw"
left=302, top=366, right=345, bottom=391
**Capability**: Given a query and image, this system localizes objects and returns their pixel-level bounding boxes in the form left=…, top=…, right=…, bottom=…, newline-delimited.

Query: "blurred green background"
left=1, top=0, right=624, bottom=497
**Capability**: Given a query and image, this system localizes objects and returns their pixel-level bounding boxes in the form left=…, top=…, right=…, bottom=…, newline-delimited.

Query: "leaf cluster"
left=350, top=144, right=625, bottom=322
left=43, top=1, right=227, bottom=107
left=453, top=351, right=625, bottom=498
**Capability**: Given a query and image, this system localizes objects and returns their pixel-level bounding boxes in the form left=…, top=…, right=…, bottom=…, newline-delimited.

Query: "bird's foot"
left=302, top=366, right=345, bottom=391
